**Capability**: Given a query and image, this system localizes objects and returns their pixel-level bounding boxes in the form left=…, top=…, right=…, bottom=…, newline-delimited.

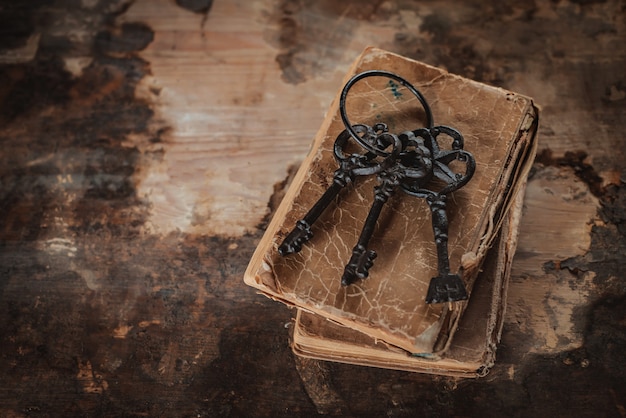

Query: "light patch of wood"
left=121, top=0, right=353, bottom=236
left=508, top=166, right=599, bottom=353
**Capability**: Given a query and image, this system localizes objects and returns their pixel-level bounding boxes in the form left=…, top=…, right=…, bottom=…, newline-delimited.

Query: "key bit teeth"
left=341, top=264, right=364, bottom=286
left=278, top=236, right=303, bottom=256
left=362, top=250, right=377, bottom=271
left=278, top=220, right=313, bottom=256
left=340, top=266, right=368, bottom=286
left=277, top=242, right=295, bottom=256
left=341, top=248, right=377, bottom=286
left=341, top=270, right=356, bottom=287
left=425, top=274, right=468, bottom=304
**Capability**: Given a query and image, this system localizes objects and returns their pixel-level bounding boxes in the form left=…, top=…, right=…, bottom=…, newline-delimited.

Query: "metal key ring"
left=339, top=70, right=434, bottom=157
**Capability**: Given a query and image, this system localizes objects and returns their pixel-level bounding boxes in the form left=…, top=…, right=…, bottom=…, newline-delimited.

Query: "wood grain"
left=0, top=0, right=625, bottom=416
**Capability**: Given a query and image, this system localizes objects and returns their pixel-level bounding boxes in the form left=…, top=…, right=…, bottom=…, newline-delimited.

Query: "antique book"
left=290, top=186, right=525, bottom=377
left=244, top=47, right=538, bottom=355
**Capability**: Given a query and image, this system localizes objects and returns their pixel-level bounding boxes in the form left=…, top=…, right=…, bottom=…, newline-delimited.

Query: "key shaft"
left=342, top=169, right=401, bottom=285
left=278, top=129, right=385, bottom=256
left=278, top=176, right=346, bottom=256
left=424, top=194, right=468, bottom=304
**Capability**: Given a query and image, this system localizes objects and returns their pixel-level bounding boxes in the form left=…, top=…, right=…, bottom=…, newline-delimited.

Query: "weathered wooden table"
left=1, top=0, right=624, bottom=416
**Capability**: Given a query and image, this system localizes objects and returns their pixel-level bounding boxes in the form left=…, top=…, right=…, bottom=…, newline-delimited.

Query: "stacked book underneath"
left=244, top=47, right=538, bottom=377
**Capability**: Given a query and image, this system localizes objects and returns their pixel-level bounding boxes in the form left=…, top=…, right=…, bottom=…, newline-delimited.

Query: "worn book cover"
left=244, top=47, right=538, bottom=354
left=290, top=185, right=525, bottom=377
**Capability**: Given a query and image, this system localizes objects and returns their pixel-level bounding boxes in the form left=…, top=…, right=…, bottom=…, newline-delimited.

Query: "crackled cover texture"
left=249, top=48, right=535, bottom=353
left=291, top=186, right=526, bottom=376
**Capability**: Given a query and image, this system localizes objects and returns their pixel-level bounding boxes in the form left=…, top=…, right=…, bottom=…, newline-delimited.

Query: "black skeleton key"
left=400, top=126, right=475, bottom=304
left=278, top=126, right=391, bottom=256
left=423, top=194, right=468, bottom=304
left=341, top=133, right=404, bottom=286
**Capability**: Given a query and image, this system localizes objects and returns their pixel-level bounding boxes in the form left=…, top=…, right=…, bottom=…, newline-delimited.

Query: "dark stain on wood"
left=175, top=0, right=214, bottom=15
left=0, top=1, right=46, bottom=51
left=535, top=149, right=605, bottom=198
left=570, top=0, right=608, bottom=4
left=546, top=183, right=626, bottom=287
left=529, top=146, right=626, bottom=412
left=391, top=0, right=625, bottom=89
left=294, top=356, right=347, bottom=415
left=175, top=0, right=213, bottom=29
left=266, top=0, right=372, bottom=84
left=95, top=22, right=155, bottom=54
left=538, top=148, right=626, bottom=297
left=0, top=58, right=74, bottom=124
left=192, top=301, right=317, bottom=416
